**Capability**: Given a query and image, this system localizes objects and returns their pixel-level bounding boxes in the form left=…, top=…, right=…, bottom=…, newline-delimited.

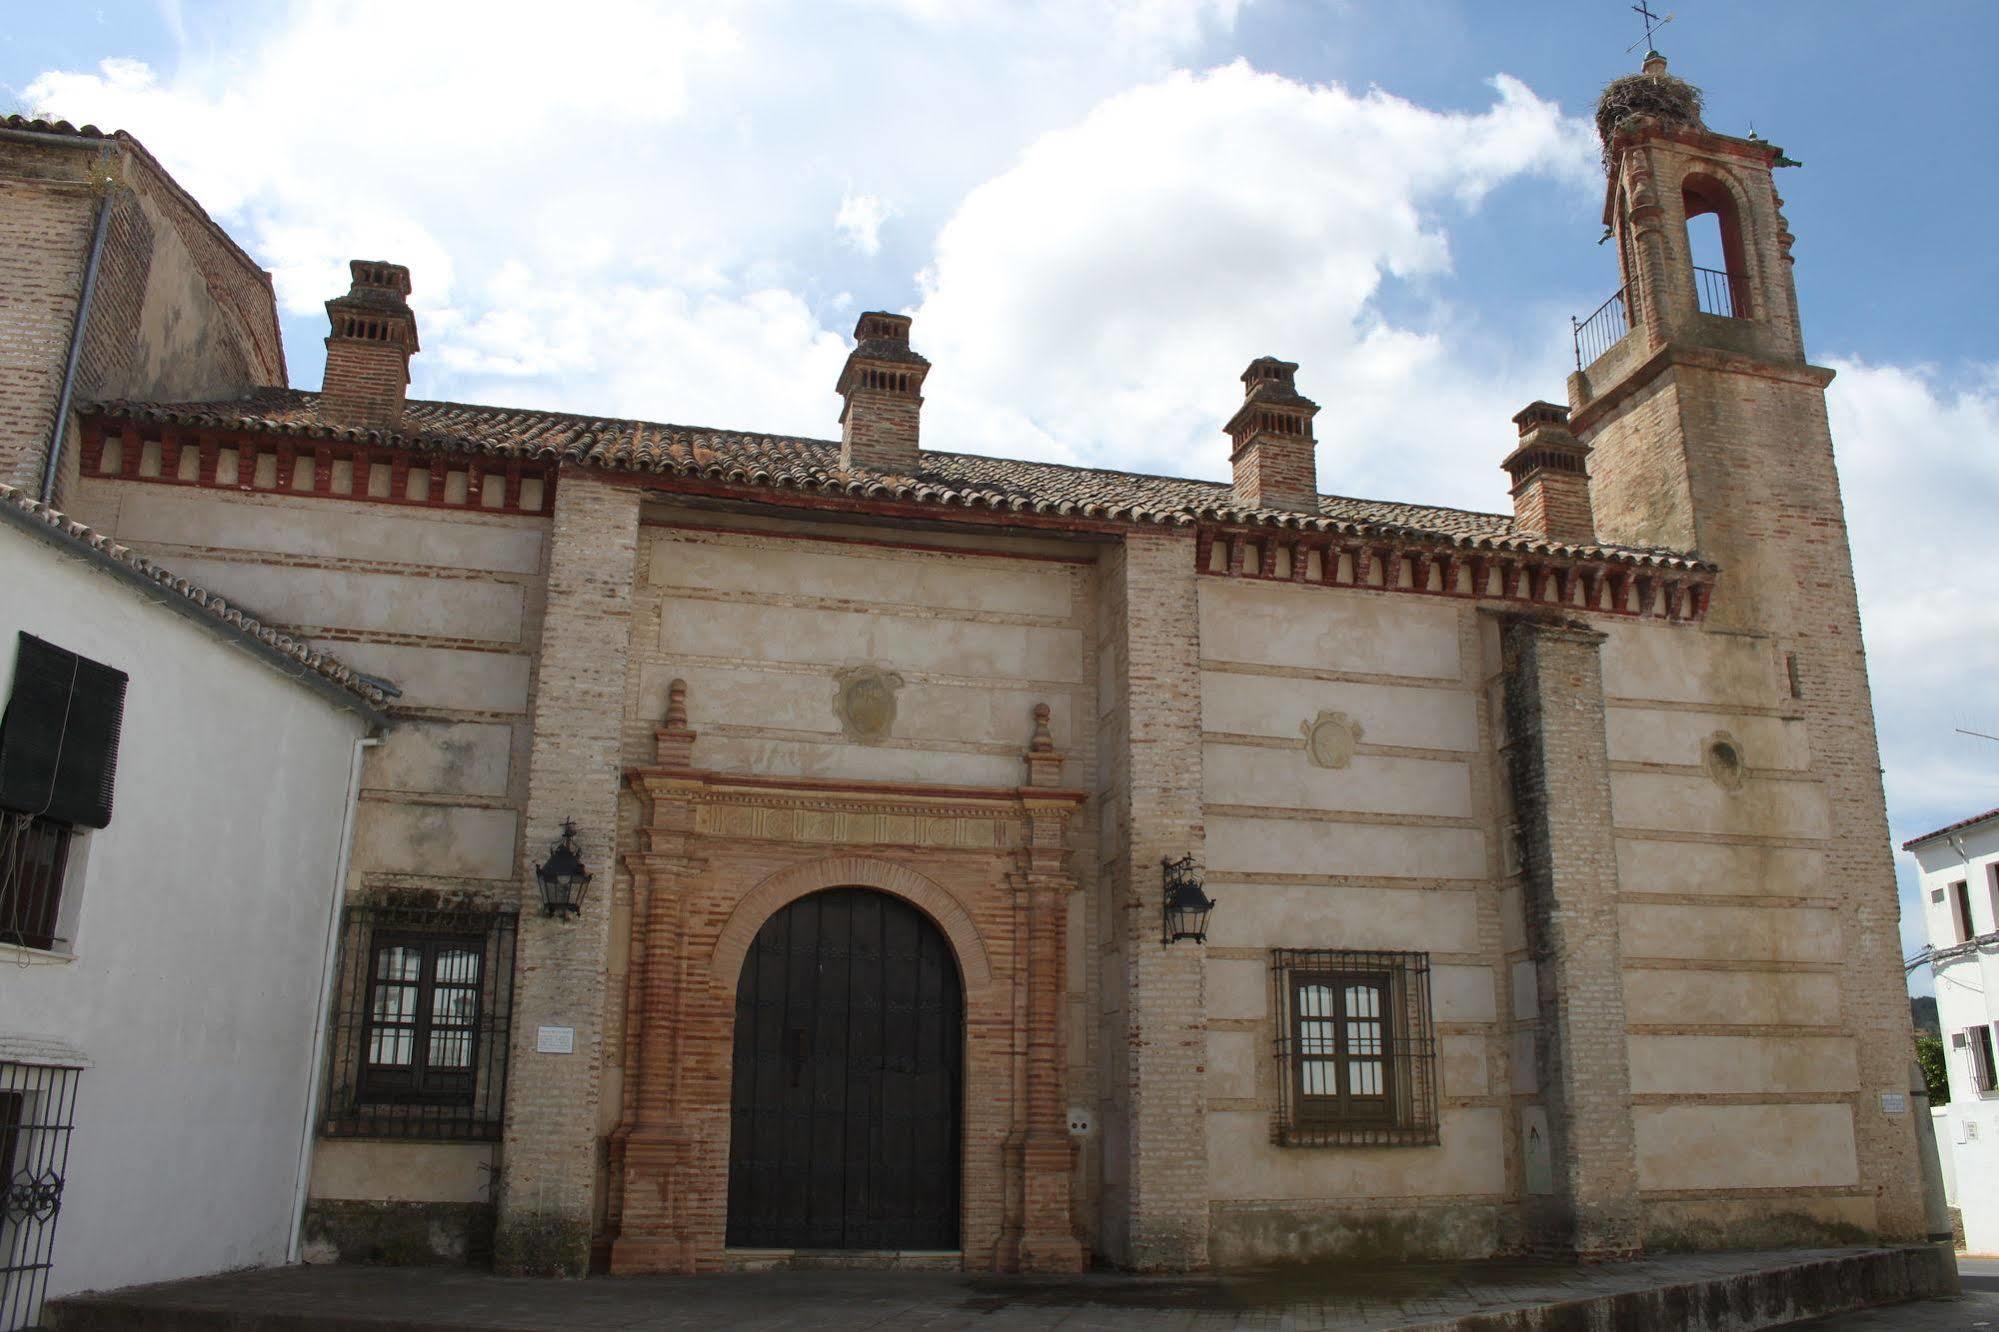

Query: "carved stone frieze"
left=693, top=796, right=1021, bottom=850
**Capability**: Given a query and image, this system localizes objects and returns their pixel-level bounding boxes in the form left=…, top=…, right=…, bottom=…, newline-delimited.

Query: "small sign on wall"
left=1879, top=1090, right=1908, bottom=1115
left=536, top=1025, right=575, bottom=1055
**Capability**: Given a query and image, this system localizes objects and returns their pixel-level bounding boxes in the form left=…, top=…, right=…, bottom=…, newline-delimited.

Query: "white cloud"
left=834, top=192, right=896, bottom=256
left=1826, top=360, right=1999, bottom=969
left=26, top=0, right=1247, bottom=437
left=913, top=63, right=1597, bottom=493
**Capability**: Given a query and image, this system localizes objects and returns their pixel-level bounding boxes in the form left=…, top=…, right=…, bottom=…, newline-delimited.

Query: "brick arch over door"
left=710, top=854, right=995, bottom=992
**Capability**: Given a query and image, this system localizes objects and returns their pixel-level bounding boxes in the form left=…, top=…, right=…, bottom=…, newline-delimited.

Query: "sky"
left=5, top=1, right=1996, bottom=987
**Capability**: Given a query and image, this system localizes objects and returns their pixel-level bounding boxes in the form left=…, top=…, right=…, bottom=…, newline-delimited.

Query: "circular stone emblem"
left=1702, top=730, right=1747, bottom=790
left=1300, top=710, right=1364, bottom=770
left=834, top=665, right=905, bottom=742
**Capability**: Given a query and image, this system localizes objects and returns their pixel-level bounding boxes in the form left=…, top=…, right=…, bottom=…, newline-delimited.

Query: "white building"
left=1906, top=808, right=1999, bottom=1254
left=0, top=483, right=387, bottom=1327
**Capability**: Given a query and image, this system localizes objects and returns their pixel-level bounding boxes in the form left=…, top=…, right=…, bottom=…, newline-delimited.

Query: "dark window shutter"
left=0, top=634, right=128, bottom=829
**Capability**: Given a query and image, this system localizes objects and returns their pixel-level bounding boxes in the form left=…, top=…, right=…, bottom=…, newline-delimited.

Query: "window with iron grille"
left=0, top=1061, right=82, bottom=1332
left=323, top=904, right=518, bottom=1141
left=1272, top=948, right=1438, bottom=1147
left=0, top=635, right=126, bottom=956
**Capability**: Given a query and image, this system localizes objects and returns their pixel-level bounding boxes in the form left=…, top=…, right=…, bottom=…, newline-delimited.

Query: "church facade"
left=0, top=53, right=1923, bottom=1281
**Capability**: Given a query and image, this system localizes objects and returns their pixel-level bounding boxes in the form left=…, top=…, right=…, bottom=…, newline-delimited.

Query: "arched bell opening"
left=1682, top=173, right=1752, bottom=319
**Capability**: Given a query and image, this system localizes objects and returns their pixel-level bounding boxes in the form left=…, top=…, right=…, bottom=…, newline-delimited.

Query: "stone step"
left=42, top=1244, right=1958, bottom=1331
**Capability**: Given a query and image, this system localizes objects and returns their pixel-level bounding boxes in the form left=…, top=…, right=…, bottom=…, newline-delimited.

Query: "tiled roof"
left=1902, top=806, right=1999, bottom=852
left=0, top=483, right=391, bottom=716
left=0, top=114, right=118, bottom=142
left=87, top=388, right=1713, bottom=570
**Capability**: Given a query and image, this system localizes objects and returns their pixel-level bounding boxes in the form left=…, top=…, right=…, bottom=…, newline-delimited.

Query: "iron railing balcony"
left=1694, top=266, right=1750, bottom=319
left=1571, top=286, right=1629, bottom=371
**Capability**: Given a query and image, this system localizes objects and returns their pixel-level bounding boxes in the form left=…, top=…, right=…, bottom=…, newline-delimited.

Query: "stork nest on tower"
left=1595, top=68, right=1704, bottom=167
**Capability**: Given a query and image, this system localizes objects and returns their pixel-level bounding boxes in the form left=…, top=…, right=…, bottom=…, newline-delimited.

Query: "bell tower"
left=1566, top=54, right=1925, bottom=1246
left=1571, top=52, right=1827, bottom=633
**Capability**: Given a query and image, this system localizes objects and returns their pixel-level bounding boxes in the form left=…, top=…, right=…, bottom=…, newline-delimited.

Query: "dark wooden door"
left=726, top=888, right=963, bottom=1250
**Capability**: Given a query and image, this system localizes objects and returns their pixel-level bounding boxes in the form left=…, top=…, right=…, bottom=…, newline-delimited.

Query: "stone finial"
left=1030, top=702, right=1054, bottom=750
left=1224, top=357, right=1320, bottom=512
left=1024, top=702, right=1063, bottom=787
left=1502, top=401, right=1596, bottom=546
left=836, top=311, right=930, bottom=473
left=320, top=260, right=418, bottom=430
left=655, top=677, right=697, bottom=768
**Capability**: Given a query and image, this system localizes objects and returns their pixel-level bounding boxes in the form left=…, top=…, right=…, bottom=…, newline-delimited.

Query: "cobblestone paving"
left=47, top=1248, right=1954, bottom=1331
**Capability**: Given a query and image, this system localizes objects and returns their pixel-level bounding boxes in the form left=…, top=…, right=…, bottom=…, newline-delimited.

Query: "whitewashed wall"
left=0, top=529, right=365, bottom=1297
left=1910, top=822, right=1999, bottom=1253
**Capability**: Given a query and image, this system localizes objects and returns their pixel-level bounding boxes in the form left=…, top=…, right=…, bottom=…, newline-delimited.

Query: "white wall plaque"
left=536, top=1025, right=575, bottom=1055
left=1879, top=1090, right=1907, bottom=1115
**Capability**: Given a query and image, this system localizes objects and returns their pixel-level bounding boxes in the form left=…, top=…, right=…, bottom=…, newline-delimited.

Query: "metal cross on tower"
left=1628, top=1, right=1674, bottom=53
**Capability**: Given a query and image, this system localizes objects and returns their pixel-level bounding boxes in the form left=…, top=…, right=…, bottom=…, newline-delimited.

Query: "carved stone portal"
left=833, top=664, right=904, bottom=742
left=1301, top=709, right=1363, bottom=769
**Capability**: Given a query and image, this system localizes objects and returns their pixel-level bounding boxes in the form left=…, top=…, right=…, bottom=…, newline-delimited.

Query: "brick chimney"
left=320, top=260, right=418, bottom=430
left=836, top=311, right=929, bottom=472
left=1225, top=357, right=1320, bottom=511
left=1503, top=401, right=1596, bottom=544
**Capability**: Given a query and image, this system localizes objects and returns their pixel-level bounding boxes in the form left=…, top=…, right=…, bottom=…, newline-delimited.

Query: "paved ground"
left=1781, top=1257, right=1999, bottom=1329
left=45, top=1246, right=1952, bottom=1331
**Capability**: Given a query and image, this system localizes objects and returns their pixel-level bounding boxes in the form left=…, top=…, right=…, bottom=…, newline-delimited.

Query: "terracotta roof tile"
left=1902, top=806, right=1999, bottom=852
left=87, top=388, right=1713, bottom=570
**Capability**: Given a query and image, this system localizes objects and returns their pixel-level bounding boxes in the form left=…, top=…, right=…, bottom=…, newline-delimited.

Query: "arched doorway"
left=725, top=887, right=964, bottom=1251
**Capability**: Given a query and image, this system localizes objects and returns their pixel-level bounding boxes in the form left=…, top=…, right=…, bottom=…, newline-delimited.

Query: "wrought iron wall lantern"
left=1162, top=853, right=1216, bottom=945
left=535, top=818, right=592, bottom=919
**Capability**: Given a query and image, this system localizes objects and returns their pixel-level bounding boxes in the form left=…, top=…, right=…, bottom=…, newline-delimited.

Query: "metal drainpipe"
left=40, top=171, right=114, bottom=505
left=288, top=733, right=380, bottom=1264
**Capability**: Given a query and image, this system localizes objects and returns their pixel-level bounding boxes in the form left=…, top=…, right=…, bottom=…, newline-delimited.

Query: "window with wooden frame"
left=360, top=934, right=485, bottom=1106
left=1971, top=1025, right=1999, bottom=1095
left=1272, top=948, right=1438, bottom=1147
left=0, top=634, right=127, bottom=954
left=0, top=817, right=71, bottom=952
left=1951, top=880, right=1976, bottom=945
left=323, top=903, right=518, bottom=1141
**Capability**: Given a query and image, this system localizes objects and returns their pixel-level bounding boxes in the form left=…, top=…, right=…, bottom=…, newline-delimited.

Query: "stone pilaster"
left=496, top=470, right=643, bottom=1276
left=1100, top=529, right=1209, bottom=1270
left=1501, top=615, right=1641, bottom=1259
left=1007, top=703, right=1085, bottom=1271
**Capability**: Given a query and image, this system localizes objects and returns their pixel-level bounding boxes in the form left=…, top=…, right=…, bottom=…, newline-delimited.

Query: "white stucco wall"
left=0, top=528, right=367, bottom=1298
left=1910, top=818, right=1999, bottom=1253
